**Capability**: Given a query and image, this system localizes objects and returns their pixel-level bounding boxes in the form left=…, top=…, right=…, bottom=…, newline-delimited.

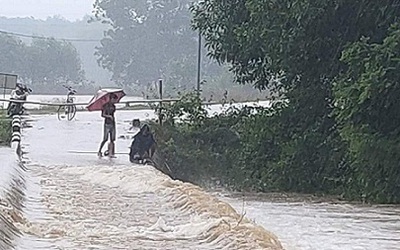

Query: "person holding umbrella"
left=97, top=93, right=118, bottom=157
left=86, top=88, right=126, bottom=158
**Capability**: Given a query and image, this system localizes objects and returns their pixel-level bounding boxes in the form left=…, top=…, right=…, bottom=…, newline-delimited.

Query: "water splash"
left=21, top=164, right=282, bottom=249
left=0, top=148, right=28, bottom=250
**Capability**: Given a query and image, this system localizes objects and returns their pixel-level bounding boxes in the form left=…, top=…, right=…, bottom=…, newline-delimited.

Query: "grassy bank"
left=152, top=92, right=270, bottom=190
left=152, top=92, right=400, bottom=204
left=0, top=110, right=11, bottom=145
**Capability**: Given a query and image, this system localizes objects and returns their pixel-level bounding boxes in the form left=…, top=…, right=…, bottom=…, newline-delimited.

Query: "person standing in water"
left=98, top=93, right=118, bottom=157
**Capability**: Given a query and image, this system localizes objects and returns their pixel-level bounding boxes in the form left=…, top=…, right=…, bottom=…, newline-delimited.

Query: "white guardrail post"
left=11, top=115, right=22, bottom=156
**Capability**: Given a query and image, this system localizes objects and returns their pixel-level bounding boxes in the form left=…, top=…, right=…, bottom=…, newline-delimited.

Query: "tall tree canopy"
left=0, top=34, right=27, bottom=75
left=26, top=38, right=84, bottom=84
left=191, top=0, right=400, bottom=90
left=93, top=0, right=267, bottom=100
left=94, top=0, right=198, bottom=86
left=334, top=24, right=400, bottom=202
left=190, top=0, right=400, bottom=202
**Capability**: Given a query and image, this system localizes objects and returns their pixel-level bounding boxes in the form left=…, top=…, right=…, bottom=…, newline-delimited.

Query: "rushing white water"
left=2, top=110, right=281, bottom=249
left=217, top=193, right=400, bottom=250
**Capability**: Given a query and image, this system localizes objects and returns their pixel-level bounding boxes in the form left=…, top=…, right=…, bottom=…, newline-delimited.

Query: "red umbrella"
left=86, top=88, right=126, bottom=111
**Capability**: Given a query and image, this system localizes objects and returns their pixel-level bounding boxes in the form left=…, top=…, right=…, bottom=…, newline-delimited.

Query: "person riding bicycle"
left=129, top=124, right=156, bottom=163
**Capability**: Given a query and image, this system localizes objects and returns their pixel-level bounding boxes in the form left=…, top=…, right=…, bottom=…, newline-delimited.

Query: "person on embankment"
left=129, top=123, right=156, bottom=163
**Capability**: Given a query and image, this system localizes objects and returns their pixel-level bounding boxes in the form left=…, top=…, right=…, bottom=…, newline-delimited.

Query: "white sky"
left=0, top=0, right=95, bottom=20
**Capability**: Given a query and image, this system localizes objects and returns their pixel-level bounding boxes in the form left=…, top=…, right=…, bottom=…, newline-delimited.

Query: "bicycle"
left=57, top=85, right=77, bottom=121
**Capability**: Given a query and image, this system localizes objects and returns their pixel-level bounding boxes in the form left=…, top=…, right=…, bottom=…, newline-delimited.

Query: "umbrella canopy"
left=86, top=88, right=126, bottom=111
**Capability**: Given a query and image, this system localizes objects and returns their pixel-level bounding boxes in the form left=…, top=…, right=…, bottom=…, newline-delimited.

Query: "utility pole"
left=197, top=31, right=201, bottom=94
left=158, top=79, right=163, bottom=126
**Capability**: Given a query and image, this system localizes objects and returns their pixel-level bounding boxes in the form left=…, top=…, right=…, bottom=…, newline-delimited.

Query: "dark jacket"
left=129, top=124, right=156, bottom=161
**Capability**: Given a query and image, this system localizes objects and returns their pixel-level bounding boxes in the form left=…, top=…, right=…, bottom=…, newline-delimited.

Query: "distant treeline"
left=0, top=33, right=84, bottom=86
left=0, top=15, right=265, bottom=101
left=0, top=16, right=111, bottom=86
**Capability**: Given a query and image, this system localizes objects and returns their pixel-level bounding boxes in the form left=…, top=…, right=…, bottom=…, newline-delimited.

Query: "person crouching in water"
left=129, top=124, right=156, bottom=163
left=98, top=93, right=118, bottom=157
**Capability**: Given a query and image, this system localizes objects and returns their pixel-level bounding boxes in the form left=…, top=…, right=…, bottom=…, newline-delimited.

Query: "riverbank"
left=153, top=92, right=400, bottom=204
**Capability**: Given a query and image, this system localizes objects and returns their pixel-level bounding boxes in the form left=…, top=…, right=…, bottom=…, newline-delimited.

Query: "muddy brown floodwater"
left=217, top=192, right=400, bottom=250
left=2, top=111, right=282, bottom=250
left=1, top=109, right=400, bottom=250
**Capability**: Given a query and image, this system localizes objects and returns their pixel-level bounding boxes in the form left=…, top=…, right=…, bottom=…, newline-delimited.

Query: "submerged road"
left=2, top=107, right=400, bottom=250
left=3, top=110, right=282, bottom=249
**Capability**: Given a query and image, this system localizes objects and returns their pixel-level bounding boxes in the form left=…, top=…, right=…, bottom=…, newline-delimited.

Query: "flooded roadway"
left=218, top=193, right=400, bottom=250
left=1, top=109, right=400, bottom=249
left=2, top=110, right=281, bottom=250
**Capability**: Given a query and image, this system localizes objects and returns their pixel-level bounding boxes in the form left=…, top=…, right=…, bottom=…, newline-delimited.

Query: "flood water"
left=1, top=110, right=281, bottom=250
left=0, top=94, right=272, bottom=111
left=0, top=94, right=146, bottom=110
left=1, top=104, right=399, bottom=250
left=218, top=193, right=400, bottom=250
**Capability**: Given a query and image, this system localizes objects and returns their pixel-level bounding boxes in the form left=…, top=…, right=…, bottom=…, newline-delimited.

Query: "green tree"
left=191, top=1, right=400, bottom=197
left=335, top=24, right=400, bottom=203
left=0, top=16, right=110, bottom=87
left=0, top=34, right=26, bottom=76
left=0, top=34, right=84, bottom=87
left=94, top=0, right=198, bottom=86
left=26, top=38, right=84, bottom=85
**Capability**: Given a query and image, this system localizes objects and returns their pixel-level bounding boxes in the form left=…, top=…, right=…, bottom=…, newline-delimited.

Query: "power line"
left=0, top=29, right=102, bottom=42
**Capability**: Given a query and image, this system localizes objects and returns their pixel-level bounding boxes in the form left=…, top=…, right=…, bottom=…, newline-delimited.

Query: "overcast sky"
left=0, top=0, right=95, bottom=20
